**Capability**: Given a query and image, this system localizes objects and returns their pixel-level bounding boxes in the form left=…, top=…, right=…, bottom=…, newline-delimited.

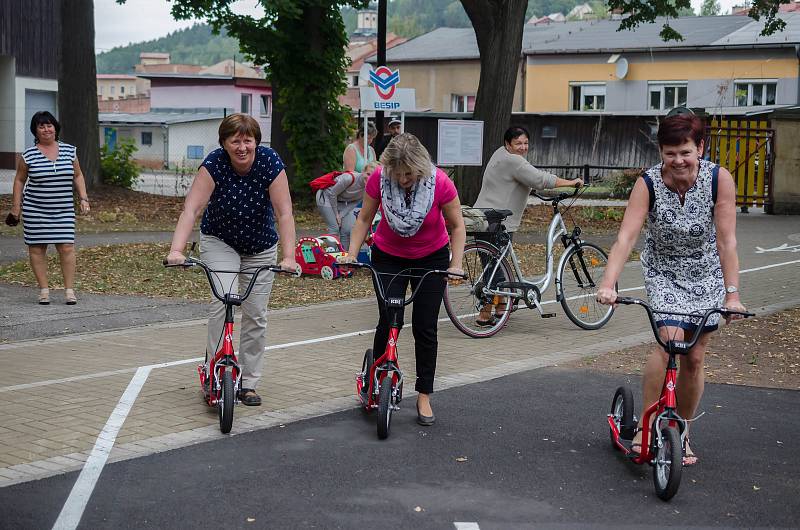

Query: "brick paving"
left=0, top=248, right=798, bottom=487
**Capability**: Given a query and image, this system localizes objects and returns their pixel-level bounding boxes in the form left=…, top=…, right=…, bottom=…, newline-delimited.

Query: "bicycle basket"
left=461, top=206, right=488, bottom=234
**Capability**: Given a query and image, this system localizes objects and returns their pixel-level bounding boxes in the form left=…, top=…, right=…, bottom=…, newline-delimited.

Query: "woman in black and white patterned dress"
left=596, top=112, right=747, bottom=466
left=8, top=112, right=90, bottom=305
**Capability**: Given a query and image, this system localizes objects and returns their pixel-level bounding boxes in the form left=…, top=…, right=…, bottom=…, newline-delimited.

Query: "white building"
left=98, top=109, right=225, bottom=170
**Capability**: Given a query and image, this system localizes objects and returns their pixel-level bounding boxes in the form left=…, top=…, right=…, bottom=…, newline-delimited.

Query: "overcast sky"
left=93, top=0, right=263, bottom=53
left=94, top=0, right=745, bottom=53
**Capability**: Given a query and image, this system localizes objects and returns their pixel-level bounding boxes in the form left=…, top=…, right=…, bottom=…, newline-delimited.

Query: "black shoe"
left=238, top=388, right=262, bottom=406
left=416, top=402, right=435, bottom=426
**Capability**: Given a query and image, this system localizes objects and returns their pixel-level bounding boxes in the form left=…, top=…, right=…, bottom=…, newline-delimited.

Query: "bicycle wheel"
left=559, top=242, right=614, bottom=330
left=652, top=426, right=682, bottom=501
left=444, top=242, right=515, bottom=338
left=218, top=370, right=234, bottom=434
left=377, top=375, right=393, bottom=440
left=609, top=386, right=635, bottom=448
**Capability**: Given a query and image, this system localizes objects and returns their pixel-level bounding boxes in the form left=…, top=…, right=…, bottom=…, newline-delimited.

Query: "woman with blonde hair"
left=166, top=113, right=298, bottom=407
left=340, top=133, right=465, bottom=426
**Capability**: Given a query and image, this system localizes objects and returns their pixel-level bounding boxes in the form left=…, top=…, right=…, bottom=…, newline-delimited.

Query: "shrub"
left=611, top=168, right=645, bottom=198
left=100, top=137, right=140, bottom=189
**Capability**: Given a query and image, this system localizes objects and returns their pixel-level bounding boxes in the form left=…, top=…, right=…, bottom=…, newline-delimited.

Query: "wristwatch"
left=725, top=285, right=739, bottom=294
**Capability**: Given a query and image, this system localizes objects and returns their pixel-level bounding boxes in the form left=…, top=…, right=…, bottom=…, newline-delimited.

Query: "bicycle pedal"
left=540, top=312, right=557, bottom=318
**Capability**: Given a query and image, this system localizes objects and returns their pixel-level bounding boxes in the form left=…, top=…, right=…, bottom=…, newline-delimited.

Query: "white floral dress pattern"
left=641, top=159, right=724, bottom=332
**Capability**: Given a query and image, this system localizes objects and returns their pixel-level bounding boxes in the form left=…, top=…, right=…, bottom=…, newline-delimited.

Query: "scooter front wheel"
left=218, top=370, right=235, bottom=434
left=377, top=376, right=393, bottom=440
left=652, top=426, right=682, bottom=501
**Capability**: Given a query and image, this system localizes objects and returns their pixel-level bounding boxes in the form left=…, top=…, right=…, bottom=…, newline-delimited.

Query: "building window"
left=734, top=80, right=777, bottom=106
left=187, top=145, right=204, bottom=159
left=241, top=93, right=252, bottom=114
left=129, top=86, right=136, bottom=96
left=120, top=86, right=125, bottom=95
left=351, top=74, right=359, bottom=87
left=260, top=95, right=272, bottom=117
left=110, top=86, right=115, bottom=95
left=648, top=83, right=687, bottom=110
left=570, top=83, right=605, bottom=111
left=141, top=131, right=152, bottom=146
left=450, top=94, right=475, bottom=112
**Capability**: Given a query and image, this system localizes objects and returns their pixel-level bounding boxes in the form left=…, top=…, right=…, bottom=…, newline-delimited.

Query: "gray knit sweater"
left=473, top=147, right=557, bottom=232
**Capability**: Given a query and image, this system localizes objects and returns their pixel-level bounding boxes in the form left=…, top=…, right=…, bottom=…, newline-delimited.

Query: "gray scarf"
left=380, top=165, right=436, bottom=237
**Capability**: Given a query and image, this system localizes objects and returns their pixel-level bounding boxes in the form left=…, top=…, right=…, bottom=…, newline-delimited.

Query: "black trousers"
left=370, top=244, right=450, bottom=394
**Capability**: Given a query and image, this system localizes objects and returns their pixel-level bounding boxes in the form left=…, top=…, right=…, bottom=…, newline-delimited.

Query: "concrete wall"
left=166, top=120, right=222, bottom=169
left=526, top=48, right=799, bottom=112
left=769, top=114, right=800, bottom=215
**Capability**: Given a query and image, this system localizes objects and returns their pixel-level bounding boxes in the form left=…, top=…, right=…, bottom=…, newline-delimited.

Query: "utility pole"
left=376, top=0, right=387, bottom=132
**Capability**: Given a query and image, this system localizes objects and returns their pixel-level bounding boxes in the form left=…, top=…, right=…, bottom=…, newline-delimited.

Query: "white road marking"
left=755, top=243, right=800, bottom=253
left=454, top=523, right=481, bottom=530
left=51, top=366, right=152, bottom=530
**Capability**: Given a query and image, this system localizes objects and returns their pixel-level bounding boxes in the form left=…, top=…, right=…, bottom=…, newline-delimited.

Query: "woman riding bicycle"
left=472, top=125, right=582, bottom=325
left=165, top=113, right=298, bottom=407
left=339, top=133, right=465, bottom=426
left=596, top=111, right=747, bottom=465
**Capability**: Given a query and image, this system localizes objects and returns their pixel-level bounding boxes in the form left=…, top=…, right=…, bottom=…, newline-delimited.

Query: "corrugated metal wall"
left=0, top=0, right=60, bottom=79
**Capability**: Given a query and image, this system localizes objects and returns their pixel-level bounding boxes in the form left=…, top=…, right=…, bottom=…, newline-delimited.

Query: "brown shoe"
left=238, top=388, right=262, bottom=406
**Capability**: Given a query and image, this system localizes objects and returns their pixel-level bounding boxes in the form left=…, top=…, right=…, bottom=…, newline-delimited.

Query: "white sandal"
left=65, top=289, right=77, bottom=305
left=38, top=288, right=50, bottom=305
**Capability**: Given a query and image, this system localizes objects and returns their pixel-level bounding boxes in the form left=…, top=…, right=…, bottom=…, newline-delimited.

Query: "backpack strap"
left=711, top=164, right=719, bottom=205
left=642, top=172, right=655, bottom=212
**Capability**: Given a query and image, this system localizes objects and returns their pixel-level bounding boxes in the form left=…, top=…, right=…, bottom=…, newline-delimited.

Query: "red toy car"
left=295, top=235, right=354, bottom=280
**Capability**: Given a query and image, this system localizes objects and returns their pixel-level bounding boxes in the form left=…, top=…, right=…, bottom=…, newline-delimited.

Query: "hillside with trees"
left=342, top=0, right=698, bottom=39
left=95, top=24, right=241, bottom=74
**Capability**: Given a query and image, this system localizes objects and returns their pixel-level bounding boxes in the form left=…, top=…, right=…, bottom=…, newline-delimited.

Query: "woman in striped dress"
left=9, top=111, right=90, bottom=305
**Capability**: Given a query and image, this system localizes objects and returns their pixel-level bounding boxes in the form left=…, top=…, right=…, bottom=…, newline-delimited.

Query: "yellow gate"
left=705, top=119, right=775, bottom=210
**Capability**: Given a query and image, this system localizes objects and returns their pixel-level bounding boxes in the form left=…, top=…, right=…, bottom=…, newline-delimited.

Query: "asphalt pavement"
left=0, top=207, right=798, bottom=529
left=1, top=368, right=797, bottom=529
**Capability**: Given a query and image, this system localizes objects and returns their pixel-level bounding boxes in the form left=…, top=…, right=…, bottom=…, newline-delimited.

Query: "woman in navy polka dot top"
left=166, top=114, right=298, bottom=406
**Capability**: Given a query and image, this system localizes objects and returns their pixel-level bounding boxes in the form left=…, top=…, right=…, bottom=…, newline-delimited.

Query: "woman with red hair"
left=596, top=112, right=747, bottom=466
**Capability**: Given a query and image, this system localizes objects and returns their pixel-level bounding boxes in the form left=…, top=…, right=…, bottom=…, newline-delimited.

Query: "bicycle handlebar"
left=530, top=183, right=586, bottom=204
left=614, top=296, right=754, bottom=353
left=163, top=257, right=301, bottom=304
left=342, top=261, right=466, bottom=308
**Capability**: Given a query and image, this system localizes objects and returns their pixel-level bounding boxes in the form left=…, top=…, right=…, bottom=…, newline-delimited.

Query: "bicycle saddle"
left=483, top=209, right=513, bottom=221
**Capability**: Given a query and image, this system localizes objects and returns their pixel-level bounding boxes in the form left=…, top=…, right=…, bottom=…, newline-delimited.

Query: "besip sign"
left=359, top=66, right=415, bottom=111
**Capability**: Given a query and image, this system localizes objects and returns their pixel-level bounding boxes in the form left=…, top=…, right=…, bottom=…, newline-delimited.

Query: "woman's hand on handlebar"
left=446, top=267, right=465, bottom=285
left=723, top=298, right=747, bottom=324
left=278, top=257, right=300, bottom=275
left=166, top=250, right=186, bottom=266
left=596, top=286, right=618, bottom=305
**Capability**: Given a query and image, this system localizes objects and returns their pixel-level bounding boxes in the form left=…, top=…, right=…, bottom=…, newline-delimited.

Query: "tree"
left=458, top=0, right=529, bottom=205
left=60, top=0, right=100, bottom=187
left=607, top=0, right=791, bottom=40
left=165, top=0, right=367, bottom=201
left=700, top=0, right=721, bottom=16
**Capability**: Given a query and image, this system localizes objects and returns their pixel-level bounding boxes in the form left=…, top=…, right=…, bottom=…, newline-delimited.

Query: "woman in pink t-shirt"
left=342, top=133, right=465, bottom=426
